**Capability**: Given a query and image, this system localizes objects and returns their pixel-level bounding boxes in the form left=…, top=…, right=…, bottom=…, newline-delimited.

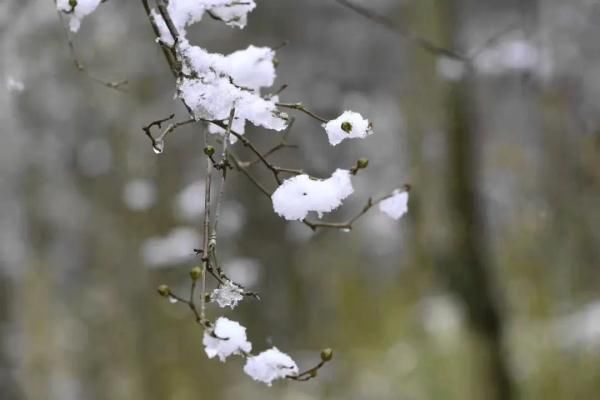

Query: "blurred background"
left=1, top=0, right=600, bottom=399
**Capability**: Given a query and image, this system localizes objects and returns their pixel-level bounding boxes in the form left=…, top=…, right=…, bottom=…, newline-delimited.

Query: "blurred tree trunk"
left=441, top=3, right=515, bottom=400
left=403, top=1, right=515, bottom=399
left=444, top=74, right=514, bottom=400
left=0, top=274, right=21, bottom=400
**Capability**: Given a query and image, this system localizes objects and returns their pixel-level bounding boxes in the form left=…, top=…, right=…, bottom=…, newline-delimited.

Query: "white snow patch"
left=271, top=169, right=354, bottom=220
left=203, top=317, right=252, bottom=361
left=379, top=190, right=409, bottom=220
left=243, top=347, right=298, bottom=386
left=322, top=111, right=373, bottom=146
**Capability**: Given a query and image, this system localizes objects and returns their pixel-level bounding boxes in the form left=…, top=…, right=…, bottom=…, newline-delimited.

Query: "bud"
left=69, top=0, right=77, bottom=8
left=204, top=146, right=215, bottom=157
left=320, top=348, right=333, bottom=362
left=341, top=121, right=352, bottom=133
left=356, top=158, right=369, bottom=169
left=190, top=266, right=202, bottom=281
left=157, top=284, right=171, bottom=297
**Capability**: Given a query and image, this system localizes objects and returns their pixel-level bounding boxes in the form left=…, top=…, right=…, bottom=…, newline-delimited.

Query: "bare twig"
left=332, top=0, right=466, bottom=61
left=303, top=186, right=409, bottom=231
left=467, top=22, right=521, bottom=60
left=277, top=102, right=329, bottom=124
left=200, top=128, right=213, bottom=321
left=228, top=152, right=272, bottom=199
left=212, top=108, right=236, bottom=240
left=140, top=0, right=179, bottom=77
left=57, top=12, right=128, bottom=92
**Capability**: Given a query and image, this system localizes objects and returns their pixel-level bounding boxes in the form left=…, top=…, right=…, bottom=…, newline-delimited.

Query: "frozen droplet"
left=153, top=139, right=164, bottom=154
left=342, top=228, right=351, bottom=233
left=168, top=295, right=178, bottom=304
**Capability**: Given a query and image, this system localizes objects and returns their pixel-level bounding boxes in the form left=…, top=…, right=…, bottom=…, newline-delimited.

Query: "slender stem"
left=212, top=108, right=236, bottom=239
left=277, top=102, right=328, bottom=123
left=156, top=118, right=196, bottom=142
left=332, top=0, right=466, bottom=61
left=273, top=166, right=305, bottom=175
left=139, top=0, right=179, bottom=77
left=303, top=191, right=400, bottom=231
left=204, top=119, right=283, bottom=184
left=200, top=128, right=213, bottom=321
left=228, top=152, right=272, bottom=199
left=57, top=11, right=128, bottom=91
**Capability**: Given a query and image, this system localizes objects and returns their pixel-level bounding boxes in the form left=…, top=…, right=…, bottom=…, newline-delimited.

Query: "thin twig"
left=212, top=108, right=236, bottom=240
left=200, top=128, right=213, bottom=321
left=467, top=22, right=521, bottom=60
left=332, top=0, right=466, bottom=61
left=228, top=152, right=272, bottom=199
left=204, top=119, right=283, bottom=184
left=140, top=0, right=179, bottom=77
left=57, top=11, right=128, bottom=91
left=277, top=102, right=329, bottom=124
left=303, top=189, right=407, bottom=231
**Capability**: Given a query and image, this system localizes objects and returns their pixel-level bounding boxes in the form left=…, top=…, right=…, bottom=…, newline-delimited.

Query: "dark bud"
left=190, top=266, right=202, bottom=281
left=157, top=284, right=171, bottom=297
left=320, top=348, right=333, bottom=362
left=356, top=158, right=369, bottom=169
left=341, top=121, right=352, bottom=133
left=204, top=146, right=215, bottom=157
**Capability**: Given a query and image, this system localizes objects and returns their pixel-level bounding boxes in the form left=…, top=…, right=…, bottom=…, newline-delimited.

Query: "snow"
left=209, top=1, right=257, bottom=28
left=141, top=227, right=200, bottom=268
left=174, top=180, right=205, bottom=220
left=243, top=347, right=299, bottom=386
left=6, top=76, right=24, bottom=93
left=474, top=38, right=542, bottom=75
left=175, top=40, right=286, bottom=133
left=122, top=179, right=156, bottom=211
left=211, top=280, right=244, bottom=309
left=436, top=57, right=465, bottom=81
left=271, top=169, right=354, bottom=220
left=322, top=111, right=373, bottom=146
left=151, top=0, right=257, bottom=45
left=148, top=1, right=286, bottom=136
left=203, top=317, right=252, bottom=362
left=56, top=0, right=102, bottom=32
left=220, top=45, right=276, bottom=91
left=378, top=190, right=409, bottom=220
left=553, top=301, right=600, bottom=350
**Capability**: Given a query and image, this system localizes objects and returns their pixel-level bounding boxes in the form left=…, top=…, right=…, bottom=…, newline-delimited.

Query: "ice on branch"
left=211, top=280, right=244, bottom=309
left=379, top=189, right=409, bottom=220
left=203, top=317, right=252, bottom=362
left=271, top=169, right=354, bottom=220
left=152, top=0, right=257, bottom=45
left=56, top=0, right=102, bottom=32
left=322, top=111, right=373, bottom=146
left=244, top=347, right=299, bottom=386
left=176, top=41, right=287, bottom=133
